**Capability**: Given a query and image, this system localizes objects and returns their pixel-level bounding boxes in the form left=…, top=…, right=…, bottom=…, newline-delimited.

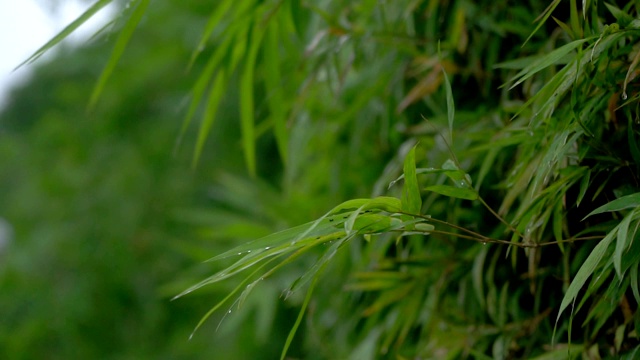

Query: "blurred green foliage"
left=2, top=0, right=640, bottom=359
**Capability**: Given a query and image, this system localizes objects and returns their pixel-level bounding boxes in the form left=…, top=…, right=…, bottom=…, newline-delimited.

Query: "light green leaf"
left=604, top=3, right=633, bottom=26
left=556, top=228, right=617, bottom=323
left=442, top=68, right=454, bottom=142
left=614, top=211, right=635, bottom=279
left=576, top=170, right=591, bottom=207
left=89, top=0, right=150, bottom=109
left=401, top=145, right=422, bottom=214
left=187, top=0, right=235, bottom=69
left=193, top=70, right=227, bottom=167
left=389, top=168, right=459, bottom=189
left=522, top=0, right=561, bottom=47
left=264, top=20, right=289, bottom=165
left=424, top=185, right=478, bottom=200
left=15, top=0, right=113, bottom=71
left=508, top=38, right=589, bottom=90
left=583, top=193, right=640, bottom=220
left=240, top=23, right=266, bottom=177
left=280, top=264, right=322, bottom=360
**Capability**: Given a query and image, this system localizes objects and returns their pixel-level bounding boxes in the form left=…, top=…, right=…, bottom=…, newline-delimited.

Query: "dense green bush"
left=3, top=0, right=640, bottom=358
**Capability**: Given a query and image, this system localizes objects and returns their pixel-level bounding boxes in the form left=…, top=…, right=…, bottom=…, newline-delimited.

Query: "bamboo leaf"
left=240, top=23, right=266, bottom=177
left=583, top=193, right=640, bottom=220
left=508, top=39, right=589, bottom=90
left=280, top=264, right=322, bottom=360
left=389, top=168, right=460, bottom=189
left=556, top=228, right=617, bottom=323
left=89, top=0, right=150, bottom=109
left=424, top=185, right=478, bottom=200
left=193, top=70, right=226, bottom=167
left=187, top=0, right=235, bottom=69
left=631, top=265, right=640, bottom=306
left=15, top=0, right=113, bottom=71
left=522, top=0, right=561, bottom=46
left=442, top=68, right=455, bottom=142
left=401, top=145, right=422, bottom=214
left=614, top=211, right=635, bottom=279
left=264, top=20, right=289, bottom=165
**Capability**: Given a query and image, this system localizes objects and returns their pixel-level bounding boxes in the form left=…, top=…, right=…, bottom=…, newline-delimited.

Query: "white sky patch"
left=0, top=0, right=115, bottom=107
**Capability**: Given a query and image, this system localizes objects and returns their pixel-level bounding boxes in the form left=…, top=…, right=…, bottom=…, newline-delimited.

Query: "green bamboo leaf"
left=15, top=0, right=113, bottom=71
left=508, top=39, right=589, bottom=90
left=556, top=228, right=617, bottom=323
left=522, top=0, right=561, bottom=47
left=280, top=264, right=322, bottom=360
left=264, top=21, right=289, bottom=165
left=240, top=23, right=266, bottom=177
left=193, top=70, right=226, bottom=167
left=187, top=0, right=235, bottom=69
left=89, top=0, right=150, bottom=109
left=631, top=265, right=640, bottom=306
left=175, top=31, right=235, bottom=153
left=583, top=193, right=640, bottom=220
left=286, top=233, right=353, bottom=295
left=389, top=168, right=458, bottom=189
left=401, top=145, right=421, bottom=214
left=604, top=3, right=633, bottom=26
left=187, top=257, right=277, bottom=338
left=424, top=185, right=478, bottom=200
left=614, top=211, right=635, bottom=279
left=442, top=68, right=455, bottom=142
left=576, top=170, right=591, bottom=207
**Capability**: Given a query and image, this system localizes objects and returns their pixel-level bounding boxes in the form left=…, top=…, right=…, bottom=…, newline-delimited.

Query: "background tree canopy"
left=1, top=0, right=640, bottom=359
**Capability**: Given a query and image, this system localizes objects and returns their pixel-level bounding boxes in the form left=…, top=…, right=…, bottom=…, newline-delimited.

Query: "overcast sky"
left=0, top=0, right=113, bottom=107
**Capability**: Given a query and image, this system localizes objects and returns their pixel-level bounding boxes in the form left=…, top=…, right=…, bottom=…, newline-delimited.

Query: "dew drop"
left=237, top=252, right=242, bottom=255
left=622, top=92, right=628, bottom=100
left=227, top=310, right=232, bottom=314
left=247, top=250, right=251, bottom=253
left=264, top=246, right=270, bottom=250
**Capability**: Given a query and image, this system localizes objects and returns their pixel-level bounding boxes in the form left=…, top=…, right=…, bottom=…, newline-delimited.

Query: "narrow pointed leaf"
left=187, top=0, right=235, bottom=69
left=556, top=228, right=616, bottom=323
left=583, top=193, right=640, bottom=220
left=442, top=68, right=455, bottom=142
left=424, top=185, right=478, bottom=200
left=240, top=23, right=266, bottom=176
left=193, top=70, right=226, bottom=167
left=280, top=266, right=322, bottom=360
left=401, top=145, right=421, bottom=214
left=614, top=211, right=635, bottom=279
left=264, top=21, right=289, bottom=165
left=15, top=0, right=113, bottom=71
left=508, top=39, right=588, bottom=90
left=89, top=0, right=150, bottom=109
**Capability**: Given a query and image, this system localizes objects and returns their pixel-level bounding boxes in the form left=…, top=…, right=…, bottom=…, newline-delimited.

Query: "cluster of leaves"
left=11, top=0, right=640, bottom=358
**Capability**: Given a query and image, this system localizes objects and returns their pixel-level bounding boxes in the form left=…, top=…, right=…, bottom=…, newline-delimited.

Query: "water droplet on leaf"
left=622, top=92, right=628, bottom=100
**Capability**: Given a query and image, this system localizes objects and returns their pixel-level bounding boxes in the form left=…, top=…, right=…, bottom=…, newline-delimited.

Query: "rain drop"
left=237, top=252, right=242, bottom=255
left=264, top=246, right=270, bottom=250
left=227, top=310, right=232, bottom=314
left=622, top=92, right=628, bottom=101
